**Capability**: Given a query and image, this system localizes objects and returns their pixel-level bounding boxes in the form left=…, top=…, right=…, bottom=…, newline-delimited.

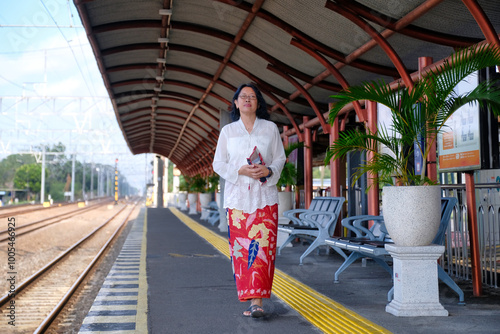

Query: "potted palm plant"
left=326, top=44, right=500, bottom=246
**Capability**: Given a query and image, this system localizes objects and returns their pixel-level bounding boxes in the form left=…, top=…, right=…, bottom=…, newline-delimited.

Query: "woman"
left=213, top=83, right=286, bottom=318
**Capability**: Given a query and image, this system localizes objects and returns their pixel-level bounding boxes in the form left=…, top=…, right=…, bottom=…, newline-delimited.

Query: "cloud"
left=1, top=29, right=106, bottom=97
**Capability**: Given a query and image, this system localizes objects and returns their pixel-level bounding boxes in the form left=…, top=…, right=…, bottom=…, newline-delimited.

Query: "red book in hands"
left=247, top=146, right=267, bottom=183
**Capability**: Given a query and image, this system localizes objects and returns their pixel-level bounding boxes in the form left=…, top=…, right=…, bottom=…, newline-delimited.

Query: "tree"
left=0, top=154, right=36, bottom=188
left=13, top=163, right=45, bottom=201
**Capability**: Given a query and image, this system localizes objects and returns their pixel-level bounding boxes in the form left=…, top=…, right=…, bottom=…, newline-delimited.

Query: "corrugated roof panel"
left=412, top=0, right=493, bottom=37
left=103, top=50, right=159, bottom=69
left=96, top=28, right=161, bottom=50
left=169, top=30, right=230, bottom=58
left=263, top=0, right=373, bottom=55
left=172, top=0, right=247, bottom=36
left=85, top=0, right=161, bottom=26
left=244, top=17, right=327, bottom=77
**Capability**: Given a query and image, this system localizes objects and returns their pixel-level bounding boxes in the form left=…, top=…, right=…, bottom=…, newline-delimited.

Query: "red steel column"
left=419, top=56, right=437, bottom=183
left=304, top=116, right=313, bottom=209
left=366, top=101, right=380, bottom=216
left=329, top=105, right=341, bottom=198
left=330, top=111, right=343, bottom=237
left=465, top=172, right=483, bottom=296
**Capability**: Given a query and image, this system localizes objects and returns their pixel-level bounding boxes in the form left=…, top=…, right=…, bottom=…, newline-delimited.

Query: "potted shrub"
left=207, top=172, right=220, bottom=204
left=177, top=175, right=189, bottom=211
left=197, top=174, right=218, bottom=219
left=325, top=44, right=500, bottom=246
left=188, top=174, right=205, bottom=215
left=277, top=141, right=304, bottom=218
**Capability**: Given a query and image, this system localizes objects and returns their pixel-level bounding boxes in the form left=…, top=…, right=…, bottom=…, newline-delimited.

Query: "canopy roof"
left=75, top=0, right=500, bottom=176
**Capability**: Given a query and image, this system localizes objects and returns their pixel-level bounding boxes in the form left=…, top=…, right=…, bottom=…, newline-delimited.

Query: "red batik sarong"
left=227, top=204, right=278, bottom=301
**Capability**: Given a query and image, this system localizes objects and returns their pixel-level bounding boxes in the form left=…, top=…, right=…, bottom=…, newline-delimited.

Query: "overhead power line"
left=0, top=24, right=83, bottom=28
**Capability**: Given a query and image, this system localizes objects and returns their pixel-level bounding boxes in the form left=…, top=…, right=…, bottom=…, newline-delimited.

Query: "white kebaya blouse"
left=213, top=118, right=286, bottom=214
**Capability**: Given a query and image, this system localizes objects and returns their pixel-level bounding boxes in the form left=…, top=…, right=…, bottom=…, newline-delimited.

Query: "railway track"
left=0, top=200, right=139, bottom=333
left=0, top=198, right=111, bottom=219
left=0, top=200, right=114, bottom=242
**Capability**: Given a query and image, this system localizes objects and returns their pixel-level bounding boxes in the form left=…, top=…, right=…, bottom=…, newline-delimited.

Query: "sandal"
left=243, top=304, right=265, bottom=318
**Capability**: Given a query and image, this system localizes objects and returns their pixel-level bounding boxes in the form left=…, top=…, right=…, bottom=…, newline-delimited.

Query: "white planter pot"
left=278, top=191, right=293, bottom=218
left=188, top=193, right=198, bottom=215
left=382, top=185, right=441, bottom=246
left=199, top=193, right=212, bottom=219
left=215, top=192, right=221, bottom=207
left=178, top=193, right=188, bottom=211
left=277, top=191, right=293, bottom=248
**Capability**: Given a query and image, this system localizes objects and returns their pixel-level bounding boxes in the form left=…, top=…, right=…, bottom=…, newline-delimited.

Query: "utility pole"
left=114, top=158, right=118, bottom=204
left=90, top=162, right=94, bottom=199
left=82, top=158, right=86, bottom=200
left=41, top=146, right=46, bottom=204
left=71, top=154, right=76, bottom=202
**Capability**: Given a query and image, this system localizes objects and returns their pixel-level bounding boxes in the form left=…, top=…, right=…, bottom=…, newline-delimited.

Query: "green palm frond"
left=278, top=141, right=307, bottom=190
left=284, top=141, right=305, bottom=157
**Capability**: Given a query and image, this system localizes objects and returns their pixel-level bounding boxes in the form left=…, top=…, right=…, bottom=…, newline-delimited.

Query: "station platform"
left=79, top=206, right=500, bottom=334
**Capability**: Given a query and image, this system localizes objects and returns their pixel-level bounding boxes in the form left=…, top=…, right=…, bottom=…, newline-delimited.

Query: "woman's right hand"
left=239, top=164, right=268, bottom=179
left=238, top=164, right=256, bottom=178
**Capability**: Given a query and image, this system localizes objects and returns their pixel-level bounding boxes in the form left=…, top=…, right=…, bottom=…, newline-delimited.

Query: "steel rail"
left=0, top=204, right=129, bottom=307
left=0, top=197, right=110, bottom=219
left=0, top=202, right=70, bottom=219
left=0, top=200, right=114, bottom=242
left=34, top=201, right=139, bottom=333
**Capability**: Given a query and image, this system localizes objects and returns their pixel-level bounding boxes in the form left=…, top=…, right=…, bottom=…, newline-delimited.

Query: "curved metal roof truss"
left=75, top=0, right=500, bottom=176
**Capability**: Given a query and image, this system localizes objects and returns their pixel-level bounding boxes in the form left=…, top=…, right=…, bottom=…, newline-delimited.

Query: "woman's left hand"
left=247, top=164, right=269, bottom=179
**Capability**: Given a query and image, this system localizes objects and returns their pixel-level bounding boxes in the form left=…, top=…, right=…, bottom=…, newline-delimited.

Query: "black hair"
left=230, top=83, right=270, bottom=121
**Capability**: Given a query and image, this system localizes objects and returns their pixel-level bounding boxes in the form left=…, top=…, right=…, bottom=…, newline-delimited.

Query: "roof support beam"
left=262, top=89, right=304, bottom=142
left=462, top=0, right=500, bottom=46
left=270, top=0, right=437, bottom=124
left=115, top=91, right=220, bottom=120
left=325, top=1, right=413, bottom=90
left=338, top=0, right=481, bottom=48
left=267, top=64, right=330, bottom=133
left=172, top=21, right=341, bottom=92
left=167, top=0, right=267, bottom=167
left=291, top=38, right=367, bottom=122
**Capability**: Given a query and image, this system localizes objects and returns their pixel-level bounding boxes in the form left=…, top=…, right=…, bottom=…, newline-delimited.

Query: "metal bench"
left=327, top=215, right=394, bottom=281
left=325, top=197, right=465, bottom=304
left=204, top=201, right=220, bottom=226
left=278, top=196, right=348, bottom=265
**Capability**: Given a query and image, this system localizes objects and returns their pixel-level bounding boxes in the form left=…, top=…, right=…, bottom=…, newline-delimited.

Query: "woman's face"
left=234, top=87, right=258, bottom=116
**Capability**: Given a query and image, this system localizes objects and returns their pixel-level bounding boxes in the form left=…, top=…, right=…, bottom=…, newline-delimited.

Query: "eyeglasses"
left=238, top=94, right=257, bottom=100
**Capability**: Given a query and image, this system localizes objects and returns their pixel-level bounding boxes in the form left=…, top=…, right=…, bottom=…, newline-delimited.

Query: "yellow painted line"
left=136, top=208, right=148, bottom=334
left=169, top=207, right=391, bottom=334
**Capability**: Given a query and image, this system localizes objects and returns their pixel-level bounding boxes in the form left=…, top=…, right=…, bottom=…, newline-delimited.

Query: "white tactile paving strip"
left=79, top=208, right=148, bottom=334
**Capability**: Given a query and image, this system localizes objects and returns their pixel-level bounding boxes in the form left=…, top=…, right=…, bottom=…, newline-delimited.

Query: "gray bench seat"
left=278, top=196, right=348, bottom=265
left=325, top=197, right=465, bottom=304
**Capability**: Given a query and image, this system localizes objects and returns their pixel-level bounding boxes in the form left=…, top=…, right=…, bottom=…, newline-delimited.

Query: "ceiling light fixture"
left=156, top=76, right=164, bottom=81
left=159, top=9, right=172, bottom=16
left=154, top=87, right=162, bottom=92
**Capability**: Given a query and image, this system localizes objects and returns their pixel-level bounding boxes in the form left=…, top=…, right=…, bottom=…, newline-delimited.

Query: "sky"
left=0, top=0, right=153, bottom=192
